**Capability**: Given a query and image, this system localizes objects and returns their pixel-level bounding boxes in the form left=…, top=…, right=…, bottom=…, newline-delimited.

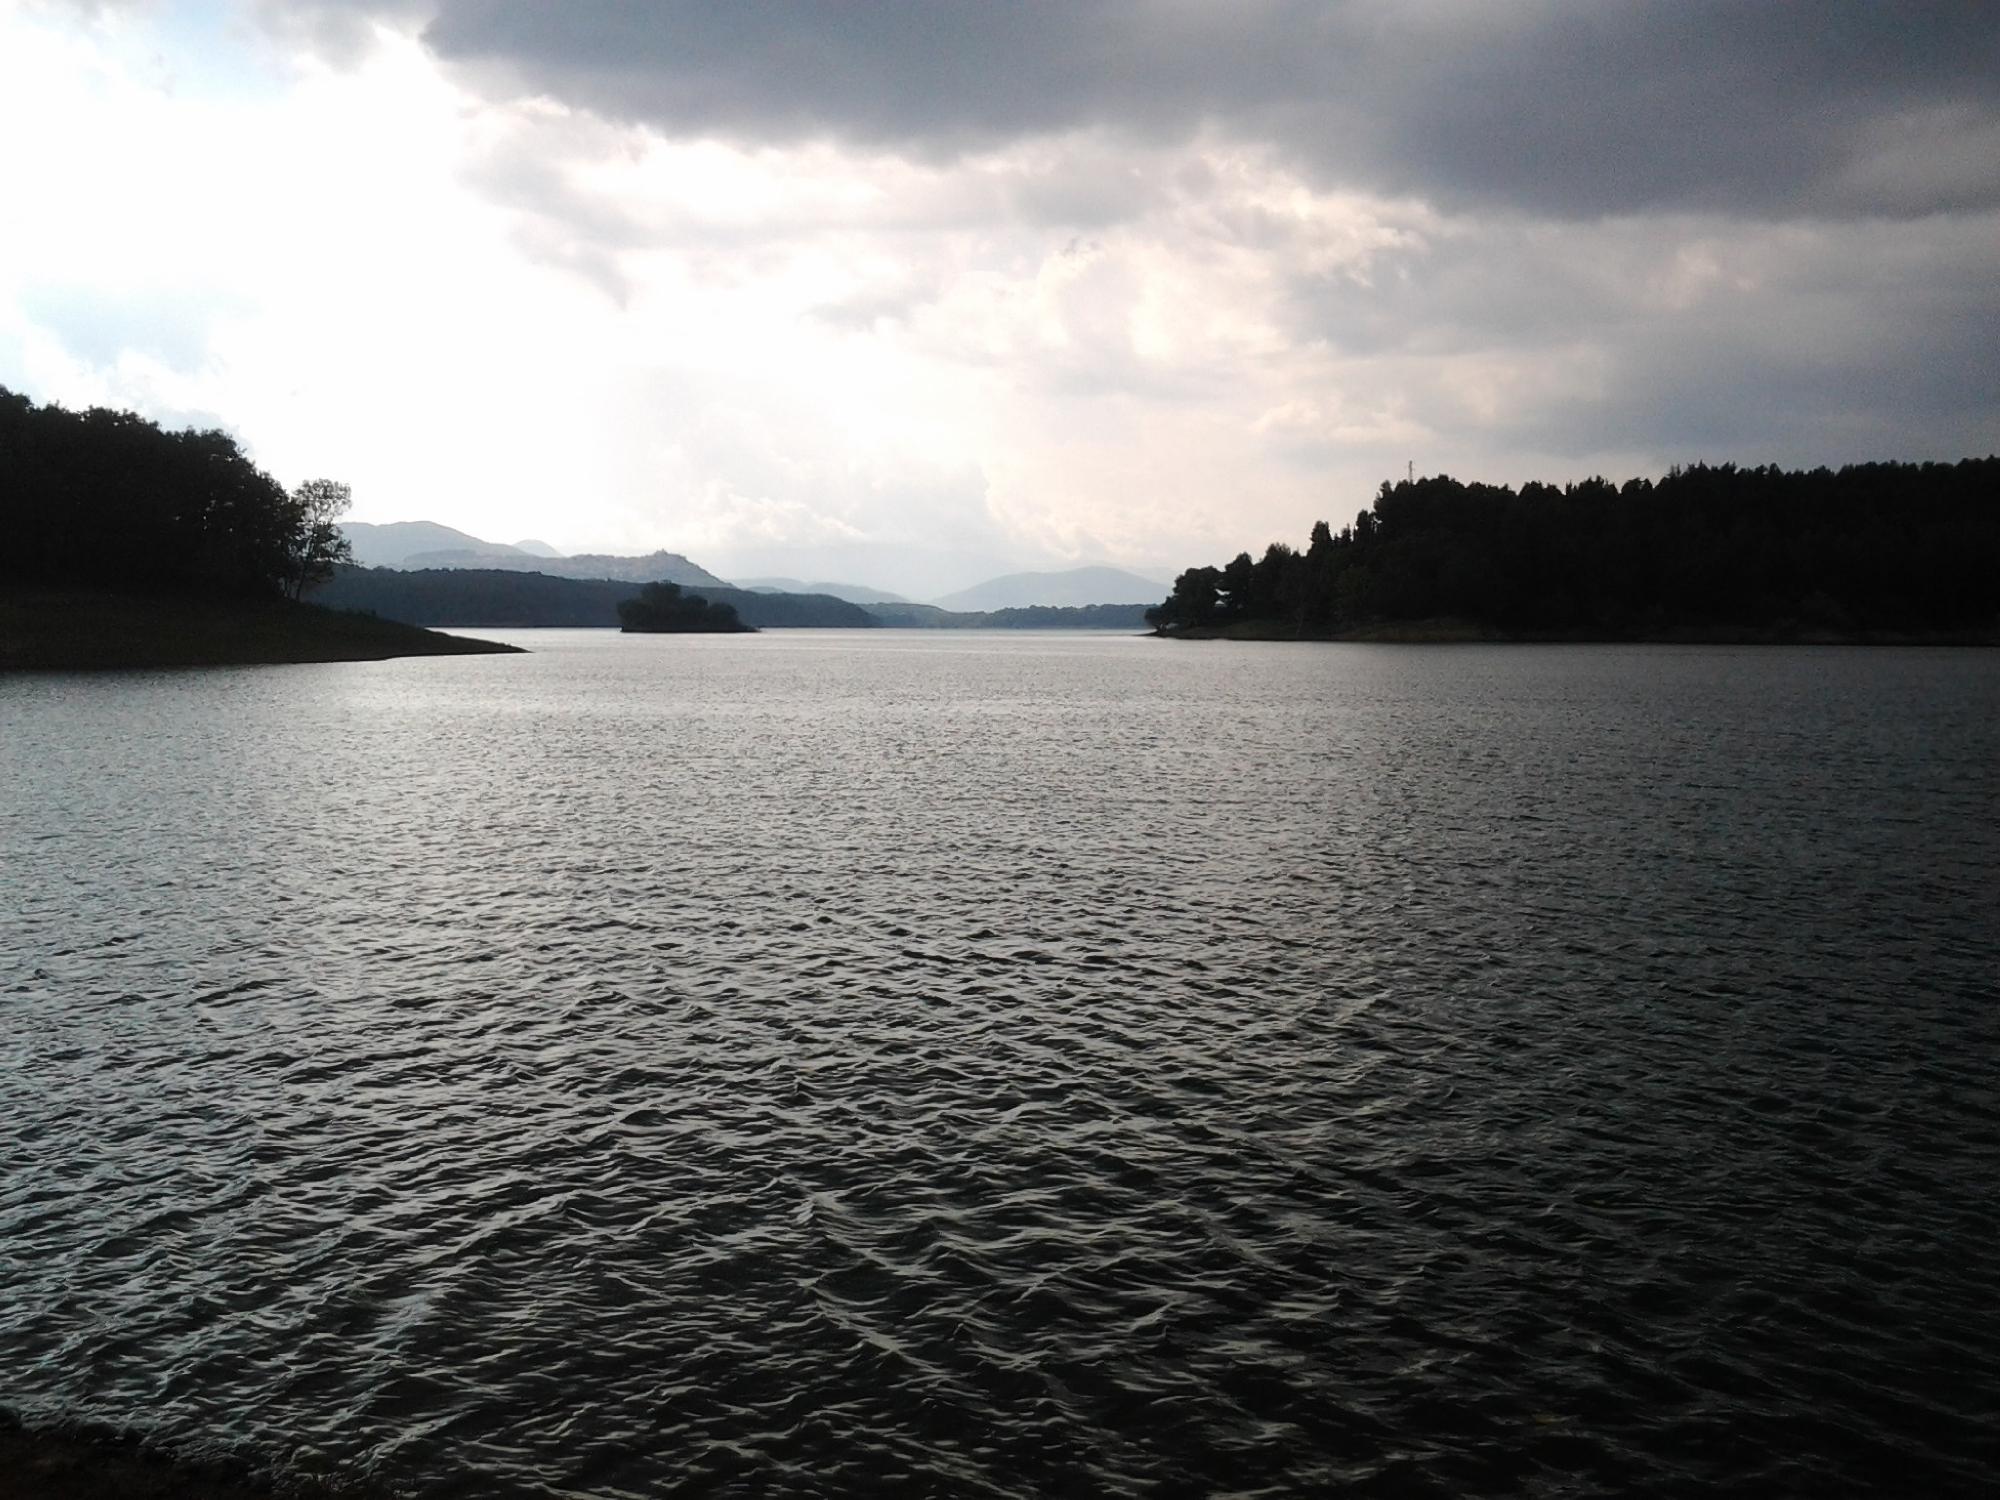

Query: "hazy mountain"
left=399, top=548, right=725, bottom=587
left=929, top=565, right=1167, bottom=611
left=733, top=577, right=910, bottom=605
left=342, top=522, right=726, bottom=588
left=553, top=551, right=728, bottom=586
left=341, top=520, right=532, bottom=569
left=397, top=545, right=541, bottom=571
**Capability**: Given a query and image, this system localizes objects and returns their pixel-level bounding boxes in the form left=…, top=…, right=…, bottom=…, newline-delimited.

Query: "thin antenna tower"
left=1407, top=460, right=1414, bottom=485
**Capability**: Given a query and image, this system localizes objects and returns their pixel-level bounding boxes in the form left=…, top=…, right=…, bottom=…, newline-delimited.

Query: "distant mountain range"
left=732, top=577, right=911, bottom=606
left=341, top=521, right=534, bottom=568
left=340, top=522, right=722, bottom=586
left=339, top=523, right=1168, bottom=615
left=929, top=566, right=1166, bottom=611
left=398, top=548, right=726, bottom=586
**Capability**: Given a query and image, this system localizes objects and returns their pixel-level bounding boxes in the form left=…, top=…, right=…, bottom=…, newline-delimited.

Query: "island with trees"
left=0, top=386, right=518, bottom=669
left=617, top=580, right=753, bottom=633
left=1147, top=460, right=2000, bottom=643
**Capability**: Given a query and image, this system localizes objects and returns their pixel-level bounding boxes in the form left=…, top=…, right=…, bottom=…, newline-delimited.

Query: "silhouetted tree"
left=1219, top=552, right=1256, bottom=619
left=1149, top=564, right=1223, bottom=629
left=0, top=385, right=334, bottom=599
left=287, top=478, right=353, bottom=599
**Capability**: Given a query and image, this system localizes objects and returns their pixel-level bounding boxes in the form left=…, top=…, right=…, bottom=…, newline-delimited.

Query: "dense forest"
left=1, top=385, right=349, bottom=599
left=1148, top=460, right=2000, bottom=637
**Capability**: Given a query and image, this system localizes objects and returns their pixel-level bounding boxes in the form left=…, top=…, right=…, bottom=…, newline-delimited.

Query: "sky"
left=3, top=1, right=1997, bottom=598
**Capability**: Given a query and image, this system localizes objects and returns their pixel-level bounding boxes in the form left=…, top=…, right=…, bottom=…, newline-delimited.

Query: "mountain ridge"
left=398, top=548, right=725, bottom=586
left=338, top=521, right=724, bottom=587
left=339, top=523, right=1167, bottom=607
left=929, top=565, right=1167, bottom=611
left=341, top=520, right=528, bottom=568
left=733, top=577, right=911, bottom=605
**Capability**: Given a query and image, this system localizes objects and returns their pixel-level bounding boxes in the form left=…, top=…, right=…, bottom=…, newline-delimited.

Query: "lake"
left=3, top=631, right=1997, bottom=1497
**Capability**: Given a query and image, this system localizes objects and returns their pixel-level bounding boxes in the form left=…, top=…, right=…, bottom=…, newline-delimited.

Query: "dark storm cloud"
left=1535, top=299, right=2000, bottom=464
left=1421, top=217, right=2000, bottom=462
left=402, top=0, right=2000, bottom=219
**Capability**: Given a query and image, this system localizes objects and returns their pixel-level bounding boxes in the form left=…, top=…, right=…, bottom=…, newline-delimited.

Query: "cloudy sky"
left=4, top=1, right=1997, bottom=595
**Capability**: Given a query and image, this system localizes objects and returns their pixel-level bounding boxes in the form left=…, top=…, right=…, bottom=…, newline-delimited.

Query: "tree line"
left=1, top=385, right=350, bottom=599
left=617, top=580, right=750, bottom=632
left=311, top=567, right=878, bottom=628
left=1147, top=460, right=2000, bottom=635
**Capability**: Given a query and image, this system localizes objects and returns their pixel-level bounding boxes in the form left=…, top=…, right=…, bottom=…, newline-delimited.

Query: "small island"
left=617, top=580, right=754, bottom=633
left=1, top=387, right=520, bottom=669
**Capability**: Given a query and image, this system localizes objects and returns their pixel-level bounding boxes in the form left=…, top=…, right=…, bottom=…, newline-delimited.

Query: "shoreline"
left=1, top=587, right=523, bottom=671
left=1152, top=616, right=2000, bottom=645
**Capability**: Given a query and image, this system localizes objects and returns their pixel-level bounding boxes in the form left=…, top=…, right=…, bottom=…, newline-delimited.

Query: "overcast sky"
left=4, top=1, right=1997, bottom=595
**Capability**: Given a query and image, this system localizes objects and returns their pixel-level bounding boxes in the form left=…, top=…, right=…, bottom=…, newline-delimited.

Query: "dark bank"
left=1148, top=460, right=2000, bottom=644
left=0, top=387, right=516, bottom=669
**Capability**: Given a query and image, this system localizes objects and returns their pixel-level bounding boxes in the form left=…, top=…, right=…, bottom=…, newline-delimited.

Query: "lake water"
left=3, top=631, right=1997, bottom=1497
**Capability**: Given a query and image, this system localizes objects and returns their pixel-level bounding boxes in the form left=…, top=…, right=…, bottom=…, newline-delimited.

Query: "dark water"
left=3, top=632, right=1997, bottom=1497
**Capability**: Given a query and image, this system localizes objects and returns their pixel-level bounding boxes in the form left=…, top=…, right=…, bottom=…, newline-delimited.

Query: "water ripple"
left=3, top=634, right=1998, bottom=1497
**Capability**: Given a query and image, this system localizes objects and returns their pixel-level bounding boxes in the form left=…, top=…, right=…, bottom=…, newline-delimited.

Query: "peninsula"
left=1149, top=460, right=2000, bottom=644
left=0, top=587, right=516, bottom=671
left=1, top=387, right=520, bottom=669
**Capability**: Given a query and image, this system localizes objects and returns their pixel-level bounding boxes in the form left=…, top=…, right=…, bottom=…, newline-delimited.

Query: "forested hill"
left=0, top=387, right=520, bottom=666
left=311, top=566, right=876, bottom=629
left=2, top=385, right=334, bottom=599
left=1148, top=460, right=2000, bottom=639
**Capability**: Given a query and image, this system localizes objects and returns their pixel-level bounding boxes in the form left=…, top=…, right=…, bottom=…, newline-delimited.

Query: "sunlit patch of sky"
left=132, top=0, right=290, bottom=105
left=3, top=1, right=1996, bottom=595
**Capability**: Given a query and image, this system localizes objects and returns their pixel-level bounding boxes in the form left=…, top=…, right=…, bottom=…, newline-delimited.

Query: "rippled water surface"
left=4, top=631, right=1998, bottom=1497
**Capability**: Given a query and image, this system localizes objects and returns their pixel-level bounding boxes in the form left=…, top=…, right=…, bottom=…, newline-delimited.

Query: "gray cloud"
left=396, top=0, right=2000, bottom=220
left=1346, top=212, right=2000, bottom=462
left=1559, top=294, right=2000, bottom=463
left=186, top=0, right=1999, bottom=582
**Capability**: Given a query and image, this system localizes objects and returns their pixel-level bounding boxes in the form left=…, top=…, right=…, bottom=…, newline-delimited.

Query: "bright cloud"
left=4, top=0, right=1997, bottom=595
